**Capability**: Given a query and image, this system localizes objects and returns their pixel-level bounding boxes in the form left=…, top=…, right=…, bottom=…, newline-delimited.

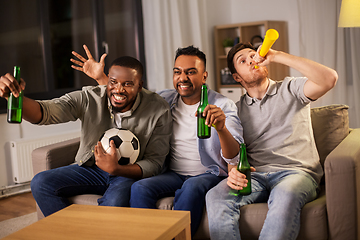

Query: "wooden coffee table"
left=3, top=204, right=191, bottom=240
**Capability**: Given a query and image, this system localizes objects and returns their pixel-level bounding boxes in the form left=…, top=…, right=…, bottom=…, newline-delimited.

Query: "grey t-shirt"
left=236, top=77, right=323, bottom=184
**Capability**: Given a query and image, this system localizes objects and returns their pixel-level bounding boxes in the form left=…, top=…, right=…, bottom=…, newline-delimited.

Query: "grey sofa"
left=32, top=104, right=360, bottom=240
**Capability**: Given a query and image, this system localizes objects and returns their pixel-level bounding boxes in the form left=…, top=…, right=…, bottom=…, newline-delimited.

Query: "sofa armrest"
left=32, top=137, right=80, bottom=175
left=325, top=128, right=360, bottom=240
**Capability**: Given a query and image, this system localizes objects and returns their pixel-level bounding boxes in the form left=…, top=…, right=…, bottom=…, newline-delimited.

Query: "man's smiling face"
left=106, top=65, right=142, bottom=113
left=173, top=55, right=207, bottom=105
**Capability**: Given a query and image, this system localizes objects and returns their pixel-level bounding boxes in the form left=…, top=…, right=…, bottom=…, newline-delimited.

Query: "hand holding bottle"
left=228, top=167, right=249, bottom=189
left=1, top=70, right=43, bottom=124
left=228, top=144, right=256, bottom=196
left=0, top=71, right=25, bottom=100
left=200, top=104, right=226, bottom=131
left=228, top=166, right=256, bottom=194
left=1, top=67, right=25, bottom=123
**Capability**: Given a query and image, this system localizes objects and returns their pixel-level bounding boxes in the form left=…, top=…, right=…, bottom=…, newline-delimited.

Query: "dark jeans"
left=31, top=164, right=136, bottom=217
left=130, top=170, right=224, bottom=236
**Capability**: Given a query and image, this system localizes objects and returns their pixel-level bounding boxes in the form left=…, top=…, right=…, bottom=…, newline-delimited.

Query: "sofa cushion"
left=311, top=104, right=349, bottom=167
left=68, top=194, right=101, bottom=205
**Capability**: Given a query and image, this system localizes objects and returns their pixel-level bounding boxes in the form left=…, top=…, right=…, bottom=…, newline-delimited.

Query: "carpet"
left=0, top=212, right=37, bottom=239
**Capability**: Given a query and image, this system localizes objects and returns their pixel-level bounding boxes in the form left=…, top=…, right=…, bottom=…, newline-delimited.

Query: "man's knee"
left=183, top=175, right=220, bottom=194
left=205, top=186, right=217, bottom=208
left=131, top=180, right=152, bottom=196
left=31, top=171, right=50, bottom=195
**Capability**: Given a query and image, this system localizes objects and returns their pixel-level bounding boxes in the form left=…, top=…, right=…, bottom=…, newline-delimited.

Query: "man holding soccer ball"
left=0, top=55, right=172, bottom=217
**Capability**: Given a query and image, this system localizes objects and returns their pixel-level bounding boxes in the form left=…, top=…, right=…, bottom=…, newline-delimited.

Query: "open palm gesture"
left=70, top=44, right=108, bottom=85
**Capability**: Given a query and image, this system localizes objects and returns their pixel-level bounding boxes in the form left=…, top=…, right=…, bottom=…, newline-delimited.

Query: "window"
left=0, top=0, right=145, bottom=113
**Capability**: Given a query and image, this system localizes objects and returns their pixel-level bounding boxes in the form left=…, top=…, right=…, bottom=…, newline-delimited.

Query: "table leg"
left=175, top=224, right=191, bottom=240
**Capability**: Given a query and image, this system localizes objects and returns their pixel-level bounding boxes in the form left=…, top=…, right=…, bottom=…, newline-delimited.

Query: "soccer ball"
left=99, top=128, right=140, bottom=165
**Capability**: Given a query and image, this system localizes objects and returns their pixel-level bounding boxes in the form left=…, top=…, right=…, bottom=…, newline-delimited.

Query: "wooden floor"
left=0, top=192, right=36, bottom=222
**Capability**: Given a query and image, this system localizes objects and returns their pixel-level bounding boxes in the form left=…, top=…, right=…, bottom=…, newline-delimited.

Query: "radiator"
left=9, top=131, right=80, bottom=184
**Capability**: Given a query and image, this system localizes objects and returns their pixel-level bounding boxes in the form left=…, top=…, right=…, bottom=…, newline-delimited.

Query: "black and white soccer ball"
left=99, top=128, right=140, bottom=165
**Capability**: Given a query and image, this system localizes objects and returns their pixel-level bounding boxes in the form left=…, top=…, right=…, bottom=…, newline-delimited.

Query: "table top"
left=4, top=205, right=191, bottom=240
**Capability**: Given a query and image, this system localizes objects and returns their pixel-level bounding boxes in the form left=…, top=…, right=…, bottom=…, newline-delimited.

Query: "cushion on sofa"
left=311, top=104, right=349, bottom=167
left=68, top=194, right=101, bottom=205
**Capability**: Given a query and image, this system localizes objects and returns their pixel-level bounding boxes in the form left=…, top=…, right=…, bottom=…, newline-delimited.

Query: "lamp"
left=338, top=0, right=360, bottom=27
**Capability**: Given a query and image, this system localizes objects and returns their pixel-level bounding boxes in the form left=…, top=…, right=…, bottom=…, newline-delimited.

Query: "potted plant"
left=222, top=37, right=234, bottom=55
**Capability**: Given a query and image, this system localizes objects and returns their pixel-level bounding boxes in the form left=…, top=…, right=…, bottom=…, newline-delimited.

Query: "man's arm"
left=256, top=49, right=338, bottom=100
left=203, top=104, right=240, bottom=159
left=22, top=97, right=42, bottom=123
left=0, top=73, right=42, bottom=123
left=71, top=44, right=108, bottom=85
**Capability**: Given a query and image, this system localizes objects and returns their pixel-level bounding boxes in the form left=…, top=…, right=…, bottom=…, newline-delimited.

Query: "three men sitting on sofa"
left=0, top=41, right=337, bottom=239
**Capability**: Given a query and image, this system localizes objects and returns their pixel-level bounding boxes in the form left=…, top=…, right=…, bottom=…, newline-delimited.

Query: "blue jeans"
left=31, top=164, right=136, bottom=217
left=130, top=170, right=224, bottom=236
left=206, top=170, right=319, bottom=240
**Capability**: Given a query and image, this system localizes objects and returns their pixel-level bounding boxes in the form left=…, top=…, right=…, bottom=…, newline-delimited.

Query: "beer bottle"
left=197, top=84, right=210, bottom=139
left=237, top=143, right=251, bottom=195
left=229, top=143, right=252, bottom=196
left=7, top=66, right=23, bottom=123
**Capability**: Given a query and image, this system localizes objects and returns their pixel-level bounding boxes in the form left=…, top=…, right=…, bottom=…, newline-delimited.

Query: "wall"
left=203, top=0, right=233, bottom=90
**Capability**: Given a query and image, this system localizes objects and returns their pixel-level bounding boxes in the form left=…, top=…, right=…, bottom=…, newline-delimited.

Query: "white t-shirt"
left=168, top=97, right=209, bottom=176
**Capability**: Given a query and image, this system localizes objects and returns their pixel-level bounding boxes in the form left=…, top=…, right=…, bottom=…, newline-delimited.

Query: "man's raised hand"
left=70, top=44, right=108, bottom=85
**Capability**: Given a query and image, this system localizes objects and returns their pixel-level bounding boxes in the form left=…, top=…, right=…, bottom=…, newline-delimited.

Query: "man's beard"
left=240, top=68, right=268, bottom=88
left=109, top=93, right=131, bottom=113
left=111, top=104, right=127, bottom=113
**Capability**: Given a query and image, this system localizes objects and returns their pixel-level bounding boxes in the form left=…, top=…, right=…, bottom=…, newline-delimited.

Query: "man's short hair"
left=110, top=56, right=143, bottom=79
left=227, top=42, right=256, bottom=74
left=175, top=45, right=206, bottom=69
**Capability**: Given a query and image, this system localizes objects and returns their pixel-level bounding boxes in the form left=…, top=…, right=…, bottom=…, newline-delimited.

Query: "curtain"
left=297, top=0, right=360, bottom=128
left=141, top=0, right=212, bottom=92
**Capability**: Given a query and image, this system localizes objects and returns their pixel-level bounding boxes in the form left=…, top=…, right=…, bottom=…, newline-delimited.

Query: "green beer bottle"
left=230, top=143, right=251, bottom=196
left=7, top=66, right=23, bottom=123
left=197, top=84, right=211, bottom=139
left=237, top=143, right=251, bottom=195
